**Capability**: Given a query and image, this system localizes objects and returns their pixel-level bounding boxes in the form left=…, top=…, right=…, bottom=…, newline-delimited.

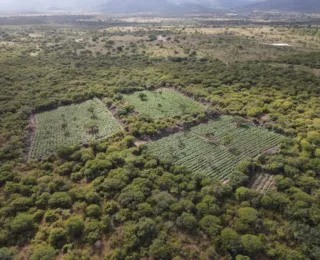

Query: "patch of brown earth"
left=134, top=140, right=149, bottom=147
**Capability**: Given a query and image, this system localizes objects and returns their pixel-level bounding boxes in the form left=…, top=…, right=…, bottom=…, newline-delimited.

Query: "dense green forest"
left=0, top=15, right=320, bottom=260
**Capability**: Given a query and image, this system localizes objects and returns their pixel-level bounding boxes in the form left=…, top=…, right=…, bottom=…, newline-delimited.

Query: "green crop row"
left=147, top=116, right=285, bottom=180
left=29, top=98, right=122, bottom=159
left=123, top=89, right=205, bottom=120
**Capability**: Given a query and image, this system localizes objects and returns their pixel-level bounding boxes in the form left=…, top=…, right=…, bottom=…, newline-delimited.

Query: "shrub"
left=104, top=201, right=119, bottom=215
left=86, top=204, right=101, bottom=218
left=35, top=192, right=51, bottom=208
left=57, top=146, right=75, bottom=160
left=66, top=217, right=85, bottom=238
left=85, top=191, right=101, bottom=204
left=206, top=246, right=220, bottom=259
left=199, top=215, right=222, bottom=237
left=81, top=148, right=94, bottom=162
left=11, top=213, right=35, bottom=233
left=307, top=131, right=320, bottom=145
left=0, top=231, right=9, bottom=247
left=237, top=207, right=258, bottom=224
left=241, top=234, right=263, bottom=254
left=149, top=35, right=157, bottom=41
left=221, top=228, right=241, bottom=254
left=71, top=172, right=83, bottom=182
left=149, top=238, right=172, bottom=259
left=176, top=212, right=197, bottom=231
left=0, top=171, right=14, bottom=187
left=55, top=162, right=74, bottom=176
left=235, top=187, right=253, bottom=201
left=137, top=218, right=156, bottom=242
left=101, top=215, right=113, bottom=234
left=49, top=228, right=68, bottom=249
left=30, top=246, right=56, bottom=260
left=86, top=231, right=100, bottom=245
left=84, top=159, right=113, bottom=181
left=85, top=220, right=102, bottom=245
left=85, top=220, right=101, bottom=234
left=44, top=210, right=59, bottom=223
left=48, top=192, right=72, bottom=209
left=11, top=196, right=33, bottom=212
left=247, top=107, right=263, bottom=117
left=123, top=136, right=136, bottom=146
left=0, top=247, right=15, bottom=260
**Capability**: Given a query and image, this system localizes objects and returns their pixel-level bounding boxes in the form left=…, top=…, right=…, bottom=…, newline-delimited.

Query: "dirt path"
left=25, top=114, right=37, bottom=161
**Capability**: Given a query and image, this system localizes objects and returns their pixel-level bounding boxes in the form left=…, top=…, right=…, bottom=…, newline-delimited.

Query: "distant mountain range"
left=100, top=0, right=173, bottom=13
left=170, top=0, right=261, bottom=9
left=1, top=0, right=319, bottom=13
left=99, top=0, right=266, bottom=13
left=243, top=0, right=320, bottom=12
left=99, top=0, right=320, bottom=13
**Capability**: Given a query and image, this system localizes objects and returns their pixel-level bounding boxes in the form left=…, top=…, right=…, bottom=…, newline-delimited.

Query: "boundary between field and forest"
left=26, top=86, right=288, bottom=181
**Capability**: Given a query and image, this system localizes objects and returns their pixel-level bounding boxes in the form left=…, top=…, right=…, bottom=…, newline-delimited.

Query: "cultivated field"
left=123, top=89, right=205, bottom=119
left=29, top=98, right=122, bottom=159
left=249, top=174, right=276, bottom=193
left=147, top=116, right=285, bottom=180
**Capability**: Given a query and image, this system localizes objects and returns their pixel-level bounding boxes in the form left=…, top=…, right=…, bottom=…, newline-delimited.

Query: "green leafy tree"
left=199, top=215, right=222, bottom=238
left=86, top=204, right=101, bottom=218
left=206, top=246, right=221, bottom=260
left=236, top=187, right=254, bottom=201
left=85, top=220, right=102, bottom=245
left=49, top=228, right=68, bottom=249
left=307, top=131, right=320, bottom=145
left=137, top=218, right=156, bottom=243
left=0, top=247, right=15, bottom=260
left=241, top=234, right=263, bottom=254
left=11, top=213, right=35, bottom=234
left=30, top=246, right=56, bottom=260
left=44, top=210, right=59, bottom=223
left=66, top=217, right=85, bottom=238
left=221, top=228, right=241, bottom=254
left=149, top=238, right=172, bottom=259
left=55, top=162, right=73, bottom=176
left=104, top=201, right=120, bottom=215
left=176, top=212, right=197, bottom=231
left=237, top=207, right=258, bottom=224
left=48, top=192, right=72, bottom=209
left=85, top=191, right=101, bottom=205
left=101, top=215, right=113, bottom=234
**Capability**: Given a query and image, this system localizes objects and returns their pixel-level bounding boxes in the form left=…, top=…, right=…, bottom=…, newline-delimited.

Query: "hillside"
left=244, top=0, right=320, bottom=12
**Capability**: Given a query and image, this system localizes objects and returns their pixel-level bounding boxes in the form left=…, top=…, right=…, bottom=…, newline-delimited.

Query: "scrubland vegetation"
left=0, top=12, right=320, bottom=260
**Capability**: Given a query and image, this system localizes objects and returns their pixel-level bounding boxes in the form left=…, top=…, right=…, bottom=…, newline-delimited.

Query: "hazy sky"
left=0, top=0, right=262, bottom=11
left=0, top=0, right=95, bottom=11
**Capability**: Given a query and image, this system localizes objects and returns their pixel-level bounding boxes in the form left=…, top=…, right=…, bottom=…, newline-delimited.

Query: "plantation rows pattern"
left=123, top=89, right=205, bottom=119
left=249, top=174, right=276, bottom=193
left=30, top=98, right=122, bottom=159
left=147, top=116, right=285, bottom=180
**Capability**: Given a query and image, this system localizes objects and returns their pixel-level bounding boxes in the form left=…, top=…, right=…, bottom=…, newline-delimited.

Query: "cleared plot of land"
left=147, top=116, right=285, bottom=180
left=249, top=174, right=276, bottom=193
left=30, top=98, right=122, bottom=159
left=123, top=89, right=205, bottom=119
